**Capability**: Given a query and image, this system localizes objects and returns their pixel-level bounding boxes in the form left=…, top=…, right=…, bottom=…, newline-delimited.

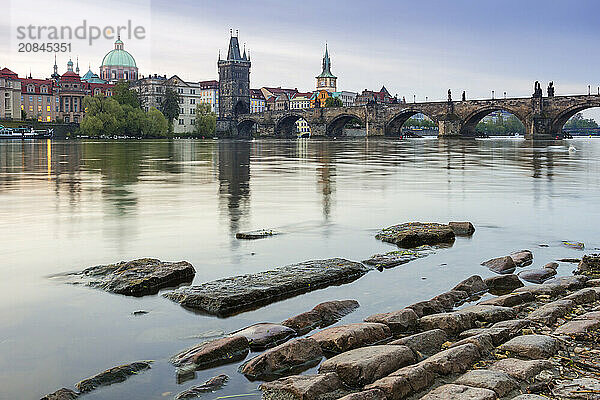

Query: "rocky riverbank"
left=43, top=222, right=600, bottom=400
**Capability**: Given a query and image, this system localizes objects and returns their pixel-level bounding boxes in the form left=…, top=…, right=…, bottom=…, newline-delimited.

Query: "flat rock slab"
left=175, top=374, right=228, bottom=399
left=319, top=345, right=416, bottom=387
left=309, top=323, right=391, bottom=354
left=260, top=373, right=348, bottom=400
left=405, top=299, right=445, bottom=318
left=449, top=221, right=476, bottom=236
left=455, top=369, right=518, bottom=397
left=490, top=358, right=552, bottom=381
left=366, top=364, right=436, bottom=400
left=552, top=378, right=600, bottom=399
left=479, top=292, right=534, bottom=307
left=512, top=396, right=548, bottom=400
left=450, top=333, right=494, bottom=354
left=389, top=329, right=447, bottom=356
left=554, top=319, right=600, bottom=338
left=232, top=323, right=296, bottom=350
left=41, top=388, right=79, bottom=400
left=362, top=248, right=433, bottom=270
left=526, top=299, right=575, bottom=325
left=484, top=274, right=523, bottom=295
left=60, top=258, right=195, bottom=296
left=431, top=290, right=469, bottom=310
left=364, top=308, right=418, bottom=334
left=419, top=311, right=476, bottom=335
left=240, top=338, right=323, bottom=381
left=236, top=229, right=278, bottom=239
left=420, top=343, right=481, bottom=375
left=453, top=275, right=488, bottom=296
left=375, top=222, right=455, bottom=248
left=75, top=361, right=152, bottom=393
left=518, top=268, right=557, bottom=284
left=170, top=336, right=249, bottom=369
left=564, top=288, right=598, bottom=304
left=164, top=259, right=370, bottom=316
left=420, top=384, right=496, bottom=400
left=282, top=300, right=359, bottom=335
left=510, top=250, right=534, bottom=267
left=499, top=335, right=559, bottom=359
left=336, top=389, right=386, bottom=400
left=461, top=305, right=516, bottom=323
left=482, top=256, right=517, bottom=274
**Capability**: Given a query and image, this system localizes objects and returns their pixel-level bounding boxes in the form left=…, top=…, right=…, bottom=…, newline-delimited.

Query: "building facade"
left=316, top=44, right=337, bottom=93
left=20, top=77, right=59, bottom=122
left=250, top=89, right=265, bottom=113
left=100, top=36, right=139, bottom=83
left=133, top=74, right=168, bottom=112
left=199, top=80, right=219, bottom=114
left=333, top=91, right=358, bottom=107
left=0, top=68, right=22, bottom=120
left=164, top=75, right=203, bottom=134
left=355, top=86, right=393, bottom=106
left=290, top=92, right=313, bottom=110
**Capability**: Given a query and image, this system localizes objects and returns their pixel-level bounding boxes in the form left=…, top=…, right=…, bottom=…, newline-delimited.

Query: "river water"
left=1, top=138, right=599, bottom=399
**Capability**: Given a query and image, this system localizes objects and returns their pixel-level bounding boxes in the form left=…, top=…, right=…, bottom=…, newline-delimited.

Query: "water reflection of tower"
left=217, top=141, right=251, bottom=237
left=315, top=143, right=336, bottom=221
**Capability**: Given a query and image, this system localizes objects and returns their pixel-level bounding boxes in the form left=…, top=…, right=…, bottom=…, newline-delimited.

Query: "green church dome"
left=101, top=38, right=137, bottom=68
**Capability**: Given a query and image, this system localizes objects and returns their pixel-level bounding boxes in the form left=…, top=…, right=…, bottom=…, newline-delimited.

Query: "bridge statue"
left=533, top=81, right=543, bottom=98
left=547, top=82, right=555, bottom=97
left=462, top=91, right=466, bottom=101
left=447, top=89, right=452, bottom=102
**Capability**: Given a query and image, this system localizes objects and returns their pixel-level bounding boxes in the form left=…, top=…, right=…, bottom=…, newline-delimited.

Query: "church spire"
left=76, top=57, right=80, bottom=74
left=52, top=54, right=59, bottom=80
left=316, top=43, right=336, bottom=79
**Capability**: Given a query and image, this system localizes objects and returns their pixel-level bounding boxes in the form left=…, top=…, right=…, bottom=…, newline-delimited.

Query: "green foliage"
left=80, top=95, right=168, bottom=138
left=193, top=103, right=216, bottom=137
left=564, top=113, right=598, bottom=129
left=161, top=87, right=181, bottom=133
left=404, top=116, right=436, bottom=128
left=111, top=81, right=140, bottom=108
left=325, top=97, right=343, bottom=107
left=475, top=113, right=525, bottom=135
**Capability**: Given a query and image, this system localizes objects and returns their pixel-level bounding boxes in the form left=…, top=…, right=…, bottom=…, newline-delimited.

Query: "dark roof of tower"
left=227, top=35, right=245, bottom=61
left=316, top=44, right=336, bottom=79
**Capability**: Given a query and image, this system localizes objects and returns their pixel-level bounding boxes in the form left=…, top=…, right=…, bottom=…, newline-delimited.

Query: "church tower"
left=316, top=44, right=337, bottom=92
left=216, top=30, right=251, bottom=136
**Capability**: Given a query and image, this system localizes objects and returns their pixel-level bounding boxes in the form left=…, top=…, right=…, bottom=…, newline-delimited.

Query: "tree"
left=564, top=112, right=598, bottom=129
left=194, top=103, right=216, bottom=137
left=325, top=97, right=343, bottom=107
left=161, top=87, right=181, bottom=134
left=111, top=80, right=140, bottom=108
left=475, top=114, right=525, bottom=135
left=143, top=108, right=168, bottom=138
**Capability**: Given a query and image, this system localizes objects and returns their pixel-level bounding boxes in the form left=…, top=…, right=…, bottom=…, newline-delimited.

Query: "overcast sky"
left=3, top=0, right=600, bottom=117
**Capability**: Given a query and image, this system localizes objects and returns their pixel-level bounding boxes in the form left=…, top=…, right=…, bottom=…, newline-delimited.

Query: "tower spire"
left=76, top=56, right=80, bottom=74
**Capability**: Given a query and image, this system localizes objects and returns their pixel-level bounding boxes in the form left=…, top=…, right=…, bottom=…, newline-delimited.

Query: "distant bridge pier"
left=438, top=118, right=462, bottom=137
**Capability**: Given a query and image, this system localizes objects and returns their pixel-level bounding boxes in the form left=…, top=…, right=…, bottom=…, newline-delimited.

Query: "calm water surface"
left=1, top=138, right=599, bottom=399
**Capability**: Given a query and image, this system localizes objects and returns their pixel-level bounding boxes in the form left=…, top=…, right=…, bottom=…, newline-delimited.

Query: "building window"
left=178, top=119, right=184, bottom=125
left=190, top=108, right=195, bottom=114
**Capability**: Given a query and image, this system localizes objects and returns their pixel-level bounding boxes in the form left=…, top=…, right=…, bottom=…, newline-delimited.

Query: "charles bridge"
left=231, top=92, right=600, bottom=140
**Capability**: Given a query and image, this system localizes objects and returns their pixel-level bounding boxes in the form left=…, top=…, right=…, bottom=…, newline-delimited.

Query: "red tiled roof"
left=0, top=67, right=18, bottom=79
left=20, top=78, right=55, bottom=94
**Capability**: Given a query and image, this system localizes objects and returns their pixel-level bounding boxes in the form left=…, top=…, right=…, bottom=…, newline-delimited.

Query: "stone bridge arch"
left=274, top=113, right=312, bottom=137
left=551, top=100, right=600, bottom=134
left=326, top=112, right=365, bottom=137
left=460, top=106, right=528, bottom=136
left=385, top=109, right=439, bottom=136
left=237, top=117, right=260, bottom=138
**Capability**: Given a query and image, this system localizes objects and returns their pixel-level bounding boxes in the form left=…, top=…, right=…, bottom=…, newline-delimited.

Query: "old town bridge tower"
left=216, top=30, right=251, bottom=136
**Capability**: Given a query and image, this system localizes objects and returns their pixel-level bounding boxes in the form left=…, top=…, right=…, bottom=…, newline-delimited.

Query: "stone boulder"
left=405, top=299, right=445, bottom=317
left=490, top=358, right=552, bottom=381
left=419, top=311, right=476, bottom=335
left=452, top=275, right=488, bottom=296
left=240, top=338, right=323, bottom=381
left=175, top=374, right=228, bottom=399
left=518, top=268, right=557, bottom=284
left=61, top=258, right=195, bottom=296
left=554, top=319, right=600, bottom=339
left=479, top=292, right=534, bottom=307
left=375, top=222, right=455, bottom=248
left=420, top=343, right=481, bottom=375
left=499, top=335, right=559, bottom=359
left=362, top=249, right=431, bottom=270
left=282, top=300, right=360, bottom=335
left=259, top=373, right=348, bottom=400
left=75, top=361, right=152, bottom=393
left=170, top=336, right=249, bottom=369
left=318, top=345, right=416, bottom=387
left=164, top=259, right=370, bottom=316
left=309, top=323, right=391, bottom=354
left=564, top=288, right=597, bottom=305
left=365, top=364, right=436, bottom=400
left=232, top=323, right=296, bottom=350
left=336, top=389, right=386, bottom=400
left=389, top=329, right=447, bottom=356
left=578, top=254, right=600, bottom=275
left=40, top=389, right=79, bottom=400
left=526, top=299, right=575, bottom=325
left=454, top=369, right=518, bottom=397
left=483, top=274, right=523, bottom=294
left=364, top=308, right=418, bottom=334
left=510, top=250, right=534, bottom=267
left=420, top=384, right=496, bottom=400
left=450, top=333, right=495, bottom=354
left=482, top=256, right=517, bottom=274
left=431, top=290, right=469, bottom=310
left=552, top=378, right=600, bottom=399
left=460, top=305, right=516, bottom=323
left=449, top=221, right=475, bottom=236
